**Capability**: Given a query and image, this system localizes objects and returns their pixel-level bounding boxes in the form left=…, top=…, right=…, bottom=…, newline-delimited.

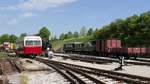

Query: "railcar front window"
left=26, top=41, right=33, bottom=46
left=26, top=40, right=41, bottom=46
left=34, top=41, right=41, bottom=46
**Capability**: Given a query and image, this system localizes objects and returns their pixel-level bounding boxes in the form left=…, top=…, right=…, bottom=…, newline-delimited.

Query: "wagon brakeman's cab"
left=16, top=36, right=42, bottom=57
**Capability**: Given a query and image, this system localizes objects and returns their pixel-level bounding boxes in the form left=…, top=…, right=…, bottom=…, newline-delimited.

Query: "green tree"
left=51, top=35, right=57, bottom=41
left=94, top=11, right=150, bottom=46
left=9, top=34, right=18, bottom=43
left=19, top=33, right=27, bottom=39
left=38, top=27, right=51, bottom=40
left=64, top=34, right=68, bottom=39
left=67, top=31, right=73, bottom=39
left=74, top=31, right=79, bottom=38
left=0, top=34, right=10, bottom=43
left=59, top=33, right=65, bottom=40
left=87, top=28, right=94, bottom=36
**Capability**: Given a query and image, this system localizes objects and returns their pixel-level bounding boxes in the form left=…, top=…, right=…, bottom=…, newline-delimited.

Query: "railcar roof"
left=24, top=36, right=41, bottom=39
left=65, top=42, right=83, bottom=44
left=16, top=36, right=42, bottom=42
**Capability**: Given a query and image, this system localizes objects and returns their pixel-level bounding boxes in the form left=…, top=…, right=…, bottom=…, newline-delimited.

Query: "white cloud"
left=7, top=12, right=36, bottom=24
left=1, top=0, right=77, bottom=25
left=0, top=0, right=77, bottom=11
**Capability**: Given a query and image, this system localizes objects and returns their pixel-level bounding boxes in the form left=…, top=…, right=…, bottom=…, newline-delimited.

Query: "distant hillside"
left=52, top=35, right=93, bottom=51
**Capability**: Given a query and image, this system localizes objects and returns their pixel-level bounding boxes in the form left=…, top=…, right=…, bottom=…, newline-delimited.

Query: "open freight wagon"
left=95, top=39, right=122, bottom=56
left=110, top=47, right=146, bottom=59
left=95, top=39, right=147, bottom=59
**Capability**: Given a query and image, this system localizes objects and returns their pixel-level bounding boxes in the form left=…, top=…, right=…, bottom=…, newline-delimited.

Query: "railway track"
left=0, top=64, right=5, bottom=76
left=135, top=58, right=150, bottom=63
left=43, top=59, right=106, bottom=84
left=7, top=58, right=23, bottom=73
left=55, top=53, right=150, bottom=66
left=0, top=70, right=8, bottom=84
left=36, top=58, right=150, bottom=84
left=0, top=59, right=9, bottom=84
left=46, top=62, right=106, bottom=84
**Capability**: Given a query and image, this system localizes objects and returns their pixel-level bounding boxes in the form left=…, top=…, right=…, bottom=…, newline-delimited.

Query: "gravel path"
left=8, top=71, right=69, bottom=84
left=25, top=71, right=69, bottom=84
left=7, top=58, right=69, bottom=84
left=8, top=73, right=21, bottom=84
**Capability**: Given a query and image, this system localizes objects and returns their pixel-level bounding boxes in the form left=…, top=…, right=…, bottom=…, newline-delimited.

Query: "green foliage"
left=95, top=11, right=150, bottom=46
left=0, top=52, right=8, bottom=59
left=74, top=31, right=79, bottom=38
left=59, top=33, right=65, bottom=40
left=67, top=31, right=73, bottom=39
left=0, top=34, right=10, bottom=43
left=0, top=34, right=18, bottom=43
left=9, top=34, right=18, bottom=43
left=19, top=33, right=27, bottom=39
left=87, top=28, right=94, bottom=36
left=51, top=35, right=58, bottom=41
left=38, top=27, right=51, bottom=40
left=52, top=35, right=93, bottom=51
left=59, top=31, right=79, bottom=40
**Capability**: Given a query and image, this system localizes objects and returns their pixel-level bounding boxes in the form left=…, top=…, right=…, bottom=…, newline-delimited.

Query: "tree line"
left=94, top=11, right=150, bottom=46
left=1, top=11, right=150, bottom=46
left=0, top=27, right=51, bottom=44
left=0, top=26, right=97, bottom=44
left=59, top=26, right=98, bottom=40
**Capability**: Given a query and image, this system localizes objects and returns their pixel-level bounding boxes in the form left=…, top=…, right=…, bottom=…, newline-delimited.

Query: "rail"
left=55, top=53, right=150, bottom=66
left=36, top=58, right=150, bottom=84
left=44, top=60, right=106, bottom=84
left=7, top=58, right=23, bottom=73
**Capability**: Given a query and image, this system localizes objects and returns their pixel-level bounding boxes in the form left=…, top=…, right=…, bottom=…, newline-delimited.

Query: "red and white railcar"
left=16, top=36, right=42, bottom=57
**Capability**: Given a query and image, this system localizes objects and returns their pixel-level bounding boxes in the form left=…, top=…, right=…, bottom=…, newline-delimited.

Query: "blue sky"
left=0, top=0, right=150, bottom=37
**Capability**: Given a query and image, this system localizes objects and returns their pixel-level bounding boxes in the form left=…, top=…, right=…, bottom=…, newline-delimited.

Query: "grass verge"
left=52, top=35, right=94, bottom=51
left=0, top=52, right=8, bottom=59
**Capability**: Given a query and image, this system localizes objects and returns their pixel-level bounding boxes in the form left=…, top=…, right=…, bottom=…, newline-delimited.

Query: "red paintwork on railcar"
left=23, top=46, right=42, bottom=55
left=96, top=39, right=122, bottom=53
left=106, top=39, right=121, bottom=48
left=141, top=48, right=146, bottom=54
left=128, top=48, right=133, bottom=54
left=127, top=47, right=146, bottom=55
left=133, top=48, right=140, bottom=54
